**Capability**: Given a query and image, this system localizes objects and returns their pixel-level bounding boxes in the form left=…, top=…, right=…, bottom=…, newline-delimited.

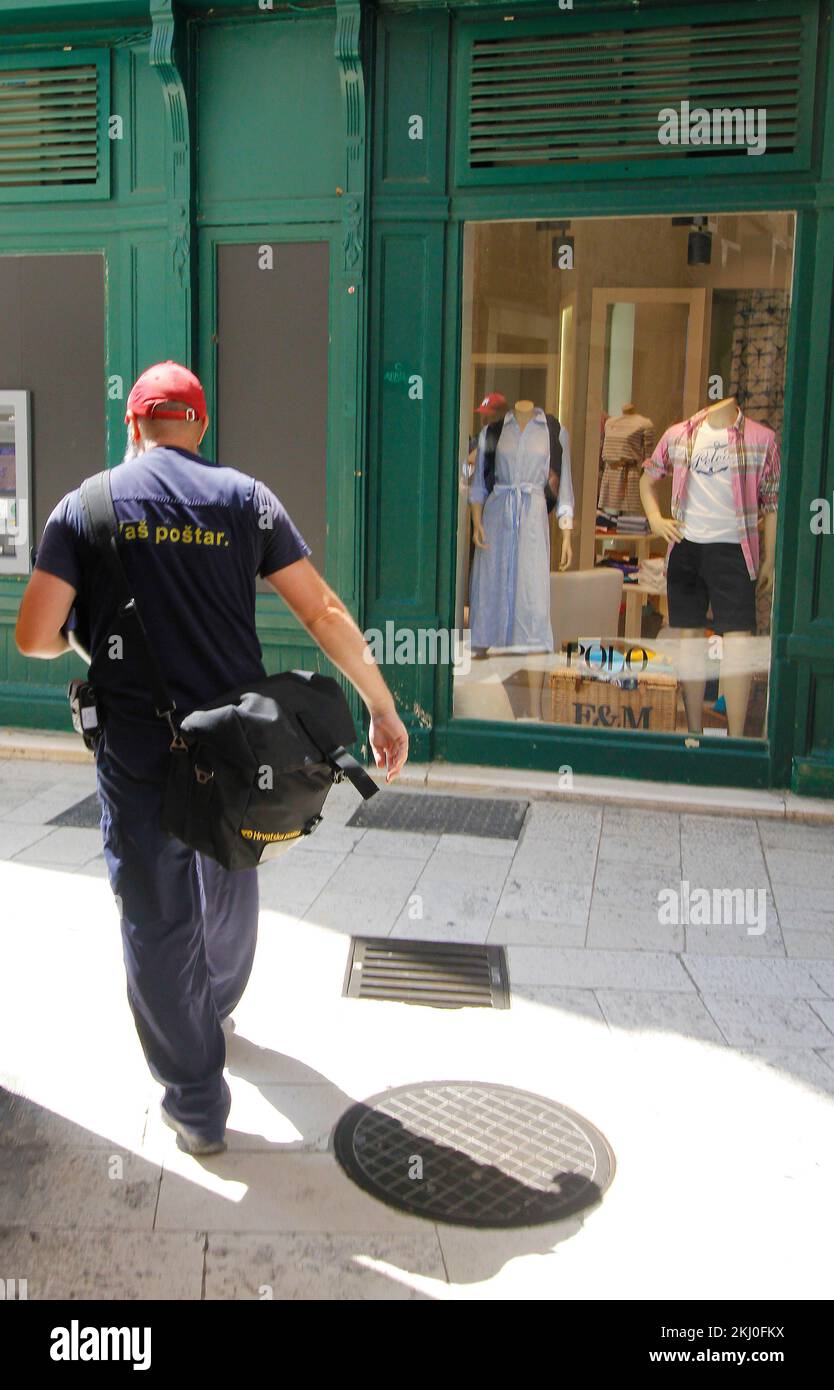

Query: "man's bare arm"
left=265, top=557, right=408, bottom=780
left=15, top=570, right=76, bottom=658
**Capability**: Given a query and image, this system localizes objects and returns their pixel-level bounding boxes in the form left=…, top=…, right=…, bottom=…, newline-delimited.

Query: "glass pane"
left=454, top=212, right=795, bottom=740
left=0, top=407, right=17, bottom=562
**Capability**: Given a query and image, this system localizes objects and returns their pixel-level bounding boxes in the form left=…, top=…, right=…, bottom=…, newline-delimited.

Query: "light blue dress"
left=468, top=408, right=574, bottom=652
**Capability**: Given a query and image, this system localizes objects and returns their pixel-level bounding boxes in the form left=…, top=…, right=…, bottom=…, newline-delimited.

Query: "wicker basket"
left=550, top=667, right=678, bottom=732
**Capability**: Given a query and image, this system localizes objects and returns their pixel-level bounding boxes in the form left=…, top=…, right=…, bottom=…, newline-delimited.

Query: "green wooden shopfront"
left=1, top=0, right=833, bottom=795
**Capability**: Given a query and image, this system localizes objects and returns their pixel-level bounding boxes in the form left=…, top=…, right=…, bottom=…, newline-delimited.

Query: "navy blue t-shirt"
left=34, top=446, right=311, bottom=776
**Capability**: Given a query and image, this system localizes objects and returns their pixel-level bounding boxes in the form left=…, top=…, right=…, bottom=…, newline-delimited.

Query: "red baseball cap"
left=477, top=392, right=508, bottom=414
left=125, top=361, right=207, bottom=422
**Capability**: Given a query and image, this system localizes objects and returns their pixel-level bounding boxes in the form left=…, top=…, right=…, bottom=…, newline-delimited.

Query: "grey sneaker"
left=160, top=1102, right=227, bottom=1156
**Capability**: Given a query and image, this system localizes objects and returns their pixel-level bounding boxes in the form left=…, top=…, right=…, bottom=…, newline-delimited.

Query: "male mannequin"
left=640, top=395, right=779, bottom=737
left=468, top=399, right=575, bottom=717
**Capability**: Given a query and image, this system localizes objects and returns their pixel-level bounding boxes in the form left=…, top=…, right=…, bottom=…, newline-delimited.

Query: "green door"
left=197, top=227, right=363, bottom=720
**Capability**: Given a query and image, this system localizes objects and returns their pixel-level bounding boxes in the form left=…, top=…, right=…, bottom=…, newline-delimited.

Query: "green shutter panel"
left=458, top=3, right=817, bottom=186
left=0, top=50, right=109, bottom=202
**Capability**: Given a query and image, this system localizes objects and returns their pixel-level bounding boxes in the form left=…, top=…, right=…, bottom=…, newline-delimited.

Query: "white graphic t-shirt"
left=681, top=420, right=740, bottom=544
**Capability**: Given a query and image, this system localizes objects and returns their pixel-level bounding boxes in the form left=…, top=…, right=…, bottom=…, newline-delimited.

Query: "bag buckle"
left=195, top=766, right=214, bottom=785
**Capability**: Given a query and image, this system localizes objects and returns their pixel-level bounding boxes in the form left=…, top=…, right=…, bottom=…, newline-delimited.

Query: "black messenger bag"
left=79, top=470, right=378, bottom=871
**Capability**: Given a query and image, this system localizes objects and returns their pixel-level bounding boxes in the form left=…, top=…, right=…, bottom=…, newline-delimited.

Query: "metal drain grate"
left=333, top=1082, right=615, bottom=1228
left=49, top=793, right=101, bottom=828
left=344, top=938, right=509, bottom=1009
left=347, top=791, right=528, bottom=839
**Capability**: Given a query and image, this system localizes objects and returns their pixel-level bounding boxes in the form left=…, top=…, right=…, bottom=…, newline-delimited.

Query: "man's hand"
left=368, top=707, right=409, bottom=783
left=266, top=558, right=410, bottom=781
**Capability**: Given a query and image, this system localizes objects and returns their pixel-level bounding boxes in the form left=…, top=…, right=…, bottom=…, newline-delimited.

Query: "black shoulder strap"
left=544, top=414, right=562, bottom=514
left=545, top=414, right=562, bottom=482
left=294, top=709, right=378, bottom=800
left=482, top=420, right=503, bottom=496
left=80, top=471, right=178, bottom=735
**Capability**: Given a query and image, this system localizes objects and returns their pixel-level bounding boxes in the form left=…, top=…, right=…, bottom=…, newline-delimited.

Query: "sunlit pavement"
left=1, top=755, right=833, bottom=1300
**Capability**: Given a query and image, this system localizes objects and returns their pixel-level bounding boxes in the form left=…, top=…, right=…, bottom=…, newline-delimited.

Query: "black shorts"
left=666, top=538, right=757, bottom=634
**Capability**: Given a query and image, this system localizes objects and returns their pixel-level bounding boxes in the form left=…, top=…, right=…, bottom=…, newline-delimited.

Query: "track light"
left=672, top=216, right=713, bottom=266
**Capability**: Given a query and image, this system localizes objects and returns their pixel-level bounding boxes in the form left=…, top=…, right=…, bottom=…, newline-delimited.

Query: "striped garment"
left=643, top=405, right=780, bottom=578
left=598, top=413, right=655, bottom=514
left=601, top=412, right=656, bottom=466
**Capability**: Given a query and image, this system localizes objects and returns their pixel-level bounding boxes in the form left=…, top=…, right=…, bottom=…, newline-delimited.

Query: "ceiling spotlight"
left=545, top=223, right=574, bottom=267
left=672, top=216, right=712, bottom=266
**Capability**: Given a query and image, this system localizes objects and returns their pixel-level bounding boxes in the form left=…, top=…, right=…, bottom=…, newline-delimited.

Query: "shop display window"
left=454, top=213, right=795, bottom=740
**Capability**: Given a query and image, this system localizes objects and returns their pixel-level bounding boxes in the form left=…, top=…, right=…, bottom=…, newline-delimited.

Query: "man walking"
left=15, top=361, right=409, bottom=1156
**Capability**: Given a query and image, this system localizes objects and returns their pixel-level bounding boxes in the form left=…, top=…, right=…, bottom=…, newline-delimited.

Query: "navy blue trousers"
left=95, top=736, right=259, bottom=1139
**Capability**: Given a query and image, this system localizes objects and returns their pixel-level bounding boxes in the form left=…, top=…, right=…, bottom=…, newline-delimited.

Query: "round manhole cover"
left=333, top=1082, right=615, bottom=1228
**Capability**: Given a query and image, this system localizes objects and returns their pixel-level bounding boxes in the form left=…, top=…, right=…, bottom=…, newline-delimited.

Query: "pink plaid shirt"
left=643, top=406, right=780, bottom=579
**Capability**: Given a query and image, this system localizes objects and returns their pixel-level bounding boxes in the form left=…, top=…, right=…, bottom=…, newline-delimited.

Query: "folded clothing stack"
left=599, top=558, right=639, bottom=581
left=616, top=513, right=650, bottom=535
left=638, top=558, right=666, bottom=593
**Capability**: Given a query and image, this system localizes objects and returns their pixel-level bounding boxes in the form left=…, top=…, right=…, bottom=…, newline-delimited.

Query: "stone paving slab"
left=497, top=877, right=593, bottom=928
left=0, top=1147, right=160, bottom=1230
left=0, top=1230, right=205, bottom=1301
left=506, top=946, right=695, bottom=990
left=594, top=989, right=725, bottom=1041
left=586, top=909, right=685, bottom=953
left=757, top=820, right=833, bottom=851
left=11, top=826, right=104, bottom=868
left=684, top=921, right=786, bottom=956
left=154, top=1152, right=430, bottom=1234
left=783, top=930, right=834, bottom=959
left=203, top=1231, right=447, bottom=1300
left=487, top=917, right=587, bottom=948
left=764, top=849, right=834, bottom=889
left=681, top=956, right=827, bottom=998
left=701, top=995, right=834, bottom=1048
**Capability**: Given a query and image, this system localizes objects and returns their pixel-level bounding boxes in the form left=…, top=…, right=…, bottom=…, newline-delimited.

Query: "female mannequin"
left=468, top=399, right=575, bottom=716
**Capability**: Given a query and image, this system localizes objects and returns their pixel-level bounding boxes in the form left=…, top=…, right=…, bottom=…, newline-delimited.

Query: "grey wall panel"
left=216, top=241, right=329, bottom=570
left=0, top=253, right=105, bottom=536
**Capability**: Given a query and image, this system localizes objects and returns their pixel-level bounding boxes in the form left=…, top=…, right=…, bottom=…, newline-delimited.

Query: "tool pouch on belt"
left=79, top=470, right=378, bottom=871
left=67, top=677, right=102, bottom=753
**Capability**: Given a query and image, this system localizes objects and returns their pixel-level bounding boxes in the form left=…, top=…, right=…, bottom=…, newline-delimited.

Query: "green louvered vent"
left=467, top=16, right=804, bottom=171
left=0, top=64, right=99, bottom=189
